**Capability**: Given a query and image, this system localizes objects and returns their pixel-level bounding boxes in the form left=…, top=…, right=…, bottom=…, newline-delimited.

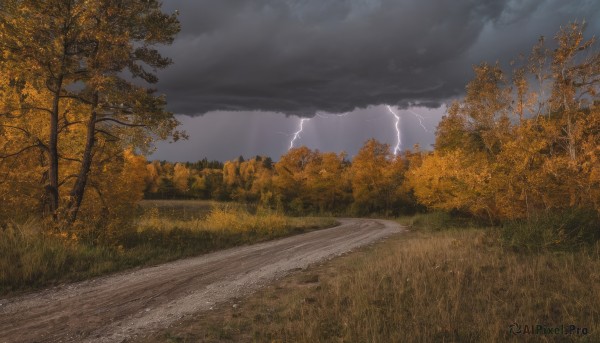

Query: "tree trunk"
left=566, top=113, right=577, bottom=161
left=47, top=76, right=63, bottom=218
left=67, top=93, right=98, bottom=223
left=38, top=149, right=50, bottom=216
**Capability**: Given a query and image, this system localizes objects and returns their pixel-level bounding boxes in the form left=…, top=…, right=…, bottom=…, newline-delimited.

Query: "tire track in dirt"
left=0, top=218, right=404, bottom=343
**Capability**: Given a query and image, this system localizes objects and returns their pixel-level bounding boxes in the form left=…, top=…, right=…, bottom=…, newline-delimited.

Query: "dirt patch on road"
left=0, top=219, right=404, bottom=343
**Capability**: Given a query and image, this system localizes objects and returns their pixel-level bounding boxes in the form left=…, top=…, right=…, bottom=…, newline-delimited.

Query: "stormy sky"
left=150, top=0, right=600, bottom=162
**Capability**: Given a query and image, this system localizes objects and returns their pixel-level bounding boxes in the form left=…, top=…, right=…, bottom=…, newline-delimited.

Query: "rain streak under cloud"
left=151, top=0, right=600, bottom=161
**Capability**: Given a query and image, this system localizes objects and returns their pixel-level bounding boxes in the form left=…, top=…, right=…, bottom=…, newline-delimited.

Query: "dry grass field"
left=137, top=224, right=600, bottom=343
left=0, top=201, right=335, bottom=295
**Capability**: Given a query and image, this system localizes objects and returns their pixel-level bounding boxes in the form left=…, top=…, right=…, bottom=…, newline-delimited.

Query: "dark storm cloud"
left=156, top=0, right=600, bottom=116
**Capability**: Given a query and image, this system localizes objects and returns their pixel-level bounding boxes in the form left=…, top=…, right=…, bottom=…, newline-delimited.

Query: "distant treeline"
left=144, top=141, right=421, bottom=216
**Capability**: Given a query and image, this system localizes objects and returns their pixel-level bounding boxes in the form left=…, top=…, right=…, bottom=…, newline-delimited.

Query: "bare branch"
left=0, top=124, right=33, bottom=137
left=58, top=120, right=84, bottom=133
left=36, top=140, right=49, bottom=152
left=58, top=154, right=82, bottom=163
left=95, top=117, right=147, bottom=127
left=0, top=144, right=39, bottom=159
left=59, top=94, right=94, bottom=105
left=58, top=174, right=79, bottom=187
left=94, top=128, right=120, bottom=141
left=26, top=106, right=54, bottom=115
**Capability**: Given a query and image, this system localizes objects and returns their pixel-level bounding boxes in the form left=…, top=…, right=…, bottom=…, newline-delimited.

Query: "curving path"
left=0, top=218, right=404, bottom=343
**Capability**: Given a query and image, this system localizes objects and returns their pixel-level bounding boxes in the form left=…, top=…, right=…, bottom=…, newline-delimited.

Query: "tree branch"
left=58, top=120, right=84, bottom=133
left=59, top=94, right=94, bottom=105
left=36, top=139, right=49, bottom=152
left=58, top=154, right=82, bottom=163
left=0, top=111, right=26, bottom=119
left=94, top=128, right=120, bottom=141
left=58, top=174, right=80, bottom=187
left=1, top=106, right=52, bottom=116
left=95, top=117, right=147, bottom=127
left=0, top=144, right=39, bottom=159
left=0, top=124, right=33, bottom=137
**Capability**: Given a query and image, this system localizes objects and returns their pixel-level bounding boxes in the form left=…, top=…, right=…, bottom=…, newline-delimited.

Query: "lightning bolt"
left=288, top=111, right=351, bottom=150
left=289, top=118, right=309, bottom=150
left=385, top=105, right=402, bottom=155
left=406, top=108, right=431, bottom=133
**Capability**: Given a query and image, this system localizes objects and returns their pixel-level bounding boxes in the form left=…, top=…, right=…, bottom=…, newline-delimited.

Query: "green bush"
left=502, top=207, right=600, bottom=251
left=400, top=211, right=487, bottom=231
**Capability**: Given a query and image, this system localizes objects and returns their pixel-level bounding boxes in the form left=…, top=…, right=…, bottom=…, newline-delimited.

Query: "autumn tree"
left=192, top=168, right=227, bottom=200
left=0, top=0, right=182, bottom=223
left=272, top=147, right=316, bottom=212
left=173, top=163, right=191, bottom=193
left=409, top=21, right=600, bottom=221
left=302, top=151, right=351, bottom=212
left=80, top=149, right=149, bottom=239
left=412, top=63, right=511, bottom=221
left=270, top=147, right=340, bottom=213
left=206, top=155, right=273, bottom=202
left=144, top=161, right=162, bottom=194
left=350, top=139, right=411, bottom=216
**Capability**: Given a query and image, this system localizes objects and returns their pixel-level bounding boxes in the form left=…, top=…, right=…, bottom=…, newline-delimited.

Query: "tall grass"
left=502, top=208, right=600, bottom=252
left=137, top=199, right=235, bottom=220
left=0, top=203, right=336, bottom=296
left=137, top=206, right=287, bottom=233
left=397, top=211, right=489, bottom=231
left=152, top=230, right=600, bottom=343
left=273, top=231, right=600, bottom=342
left=0, top=220, right=119, bottom=293
left=400, top=209, right=600, bottom=251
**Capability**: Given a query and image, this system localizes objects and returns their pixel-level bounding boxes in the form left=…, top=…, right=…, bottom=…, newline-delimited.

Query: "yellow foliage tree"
left=350, top=139, right=409, bottom=215
left=173, top=163, right=191, bottom=193
left=0, top=0, right=182, bottom=226
left=410, top=22, right=600, bottom=220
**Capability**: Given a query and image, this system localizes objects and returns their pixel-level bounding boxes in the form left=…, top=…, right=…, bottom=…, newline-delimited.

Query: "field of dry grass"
left=139, top=228, right=600, bottom=343
left=137, top=202, right=333, bottom=235
left=0, top=201, right=336, bottom=295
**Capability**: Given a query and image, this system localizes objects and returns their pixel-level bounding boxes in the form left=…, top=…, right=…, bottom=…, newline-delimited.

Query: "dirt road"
left=0, top=218, right=404, bottom=343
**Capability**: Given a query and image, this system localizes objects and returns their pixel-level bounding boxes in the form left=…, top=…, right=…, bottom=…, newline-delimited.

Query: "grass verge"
left=135, top=228, right=600, bottom=343
left=0, top=202, right=336, bottom=296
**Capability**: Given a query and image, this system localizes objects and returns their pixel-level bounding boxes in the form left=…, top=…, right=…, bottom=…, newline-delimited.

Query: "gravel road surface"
left=0, top=218, right=404, bottom=342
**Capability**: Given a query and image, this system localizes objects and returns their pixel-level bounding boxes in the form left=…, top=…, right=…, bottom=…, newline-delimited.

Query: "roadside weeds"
left=134, top=229, right=600, bottom=343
